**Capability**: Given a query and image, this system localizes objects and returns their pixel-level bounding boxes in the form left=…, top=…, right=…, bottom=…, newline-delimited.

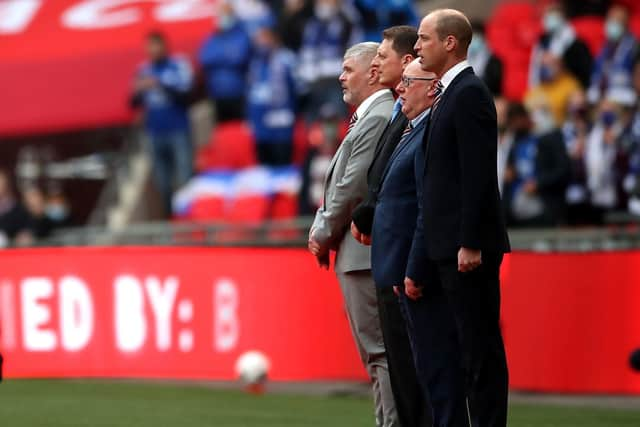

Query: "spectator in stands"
left=22, top=186, right=54, bottom=239
left=298, top=0, right=364, bottom=121
left=588, top=4, right=639, bottom=106
left=199, top=1, right=252, bottom=122
left=562, top=90, right=595, bottom=224
left=469, top=21, right=503, bottom=96
left=233, top=0, right=274, bottom=36
left=0, top=171, right=32, bottom=247
left=352, top=0, right=418, bottom=41
left=299, top=104, right=343, bottom=214
left=585, top=98, right=628, bottom=222
left=529, top=2, right=592, bottom=89
left=625, top=61, right=640, bottom=214
left=525, top=52, right=581, bottom=126
left=495, top=96, right=513, bottom=196
left=503, top=103, right=571, bottom=227
left=130, top=31, right=194, bottom=217
left=247, top=22, right=298, bottom=166
left=277, top=0, right=313, bottom=51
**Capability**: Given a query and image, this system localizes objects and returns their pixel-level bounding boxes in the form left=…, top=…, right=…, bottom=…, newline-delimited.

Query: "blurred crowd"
left=129, top=0, right=417, bottom=216
left=497, top=3, right=640, bottom=227
left=129, top=0, right=640, bottom=227
left=0, top=170, right=71, bottom=247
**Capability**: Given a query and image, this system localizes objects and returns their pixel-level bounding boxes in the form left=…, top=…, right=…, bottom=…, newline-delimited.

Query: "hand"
left=404, top=276, right=423, bottom=300
left=350, top=221, right=372, bottom=245
left=523, top=180, right=537, bottom=194
left=308, top=237, right=323, bottom=257
left=458, top=247, right=481, bottom=272
left=317, top=252, right=330, bottom=270
left=136, top=76, right=157, bottom=91
left=393, top=286, right=400, bottom=297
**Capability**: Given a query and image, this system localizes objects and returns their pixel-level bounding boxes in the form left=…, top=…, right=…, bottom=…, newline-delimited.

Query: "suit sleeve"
left=405, top=141, right=427, bottom=283
left=455, top=85, right=498, bottom=250
left=312, top=114, right=388, bottom=251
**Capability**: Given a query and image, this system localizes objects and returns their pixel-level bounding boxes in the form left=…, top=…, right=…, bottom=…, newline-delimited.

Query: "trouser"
left=149, top=131, right=193, bottom=217
left=399, top=254, right=508, bottom=427
left=377, top=286, right=433, bottom=427
left=337, top=270, right=399, bottom=427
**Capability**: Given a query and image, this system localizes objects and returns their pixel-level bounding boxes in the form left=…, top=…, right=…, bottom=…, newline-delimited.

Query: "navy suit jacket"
left=406, top=67, right=510, bottom=282
left=371, top=115, right=427, bottom=288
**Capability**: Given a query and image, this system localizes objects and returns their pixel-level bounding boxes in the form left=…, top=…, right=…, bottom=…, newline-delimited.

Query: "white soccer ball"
left=235, top=350, right=270, bottom=386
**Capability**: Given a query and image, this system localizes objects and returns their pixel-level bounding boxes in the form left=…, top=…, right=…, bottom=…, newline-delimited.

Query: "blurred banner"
left=0, top=247, right=640, bottom=393
left=0, top=0, right=215, bottom=137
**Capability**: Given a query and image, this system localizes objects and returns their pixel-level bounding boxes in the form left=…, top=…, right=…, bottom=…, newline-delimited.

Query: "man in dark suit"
left=352, top=26, right=418, bottom=237
left=349, top=27, right=433, bottom=427
left=368, top=59, right=436, bottom=427
left=404, top=9, right=511, bottom=427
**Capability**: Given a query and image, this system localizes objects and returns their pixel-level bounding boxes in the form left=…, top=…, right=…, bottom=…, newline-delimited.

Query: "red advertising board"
left=0, top=247, right=365, bottom=381
left=1, top=247, right=640, bottom=394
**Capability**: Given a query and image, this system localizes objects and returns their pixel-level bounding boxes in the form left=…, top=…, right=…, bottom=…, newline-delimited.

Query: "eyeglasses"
left=401, top=76, right=436, bottom=87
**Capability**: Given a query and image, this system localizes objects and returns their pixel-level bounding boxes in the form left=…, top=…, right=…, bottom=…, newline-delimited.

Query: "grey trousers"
left=337, top=270, right=399, bottom=427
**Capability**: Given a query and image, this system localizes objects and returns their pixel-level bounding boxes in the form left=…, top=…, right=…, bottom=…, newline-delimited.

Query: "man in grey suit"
left=308, top=42, right=397, bottom=427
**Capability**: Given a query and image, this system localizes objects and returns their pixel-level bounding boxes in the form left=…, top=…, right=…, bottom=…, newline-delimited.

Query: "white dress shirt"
left=355, top=89, right=392, bottom=118
left=439, top=59, right=472, bottom=93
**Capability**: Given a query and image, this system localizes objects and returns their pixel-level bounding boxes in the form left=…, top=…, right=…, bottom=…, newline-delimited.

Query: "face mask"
left=539, top=65, right=558, bottom=83
left=468, top=34, right=485, bottom=56
left=605, top=20, right=624, bottom=42
left=543, top=12, right=563, bottom=34
left=315, top=3, right=337, bottom=20
left=218, top=14, right=236, bottom=31
left=45, top=204, right=69, bottom=222
left=601, top=110, right=617, bottom=127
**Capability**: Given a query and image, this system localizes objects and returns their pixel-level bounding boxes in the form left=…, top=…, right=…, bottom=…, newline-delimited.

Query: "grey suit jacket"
left=311, top=90, right=394, bottom=273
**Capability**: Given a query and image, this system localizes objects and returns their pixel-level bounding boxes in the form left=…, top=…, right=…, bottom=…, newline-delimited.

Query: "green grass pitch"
left=0, top=380, right=639, bottom=426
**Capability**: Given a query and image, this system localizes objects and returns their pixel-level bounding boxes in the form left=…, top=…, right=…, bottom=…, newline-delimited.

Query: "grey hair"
left=344, top=42, right=379, bottom=66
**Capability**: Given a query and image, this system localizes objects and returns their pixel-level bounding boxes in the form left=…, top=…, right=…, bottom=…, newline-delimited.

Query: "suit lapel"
left=379, top=118, right=427, bottom=185
left=423, top=67, right=474, bottom=168
left=322, top=91, right=393, bottom=207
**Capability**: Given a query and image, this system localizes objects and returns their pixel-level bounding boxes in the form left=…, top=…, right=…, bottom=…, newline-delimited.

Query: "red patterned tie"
left=347, top=111, right=358, bottom=134
left=432, top=80, right=444, bottom=111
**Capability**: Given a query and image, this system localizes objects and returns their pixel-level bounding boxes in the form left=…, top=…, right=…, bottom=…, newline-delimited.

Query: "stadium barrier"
left=0, top=247, right=639, bottom=394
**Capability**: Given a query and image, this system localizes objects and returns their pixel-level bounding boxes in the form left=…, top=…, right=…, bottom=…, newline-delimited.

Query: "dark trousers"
left=399, top=255, right=508, bottom=427
left=377, top=286, right=433, bottom=427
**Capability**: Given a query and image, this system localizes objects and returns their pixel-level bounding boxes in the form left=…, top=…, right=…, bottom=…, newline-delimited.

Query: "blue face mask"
left=605, top=20, right=624, bottom=42
left=543, top=12, right=563, bottom=34
left=468, top=34, right=485, bottom=56
left=601, top=110, right=617, bottom=127
left=218, top=14, right=236, bottom=31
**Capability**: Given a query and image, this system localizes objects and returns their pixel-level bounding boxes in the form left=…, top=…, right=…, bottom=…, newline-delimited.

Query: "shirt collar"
left=440, top=59, right=471, bottom=92
left=356, top=89, right=391, bottom=118
left=411, top=108, right=431, bottom=128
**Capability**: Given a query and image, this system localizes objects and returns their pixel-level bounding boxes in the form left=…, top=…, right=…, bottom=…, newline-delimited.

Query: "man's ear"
left=369, top=66, right=380, bottom=85
left=445, top=35, right=458, bottom=53
left=401, top=54, right=415, bottom=68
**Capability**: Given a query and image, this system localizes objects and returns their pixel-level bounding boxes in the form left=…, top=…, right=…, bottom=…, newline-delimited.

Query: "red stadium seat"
left=188, top=196, right=226, bottom=221
left=196, top=121, right=256, bottom=171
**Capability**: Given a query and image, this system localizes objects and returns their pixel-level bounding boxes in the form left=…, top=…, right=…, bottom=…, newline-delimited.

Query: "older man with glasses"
left=368, top=57, right=437, bottom=426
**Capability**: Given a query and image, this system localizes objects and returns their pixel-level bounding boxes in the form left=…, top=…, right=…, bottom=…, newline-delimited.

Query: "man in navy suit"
left=404, top=9, right=511, bottom=427
left=369, top=58, right=437, bottom=427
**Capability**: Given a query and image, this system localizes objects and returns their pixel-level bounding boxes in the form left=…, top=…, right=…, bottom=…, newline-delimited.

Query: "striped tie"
left=432, top=79, right=444, bottom=111
left=347, top=111, right=358, bottom=134
left=401, top=122, right=413, bottom=138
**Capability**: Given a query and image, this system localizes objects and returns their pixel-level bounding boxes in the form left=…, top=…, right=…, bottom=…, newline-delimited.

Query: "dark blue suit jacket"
left=371, top=115, right=428, bottom=288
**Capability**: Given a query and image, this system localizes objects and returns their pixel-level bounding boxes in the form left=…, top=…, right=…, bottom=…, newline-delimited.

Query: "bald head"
left=397, top=58, right=437, bottom=120
left=431, top=9, right=472, bottom=55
